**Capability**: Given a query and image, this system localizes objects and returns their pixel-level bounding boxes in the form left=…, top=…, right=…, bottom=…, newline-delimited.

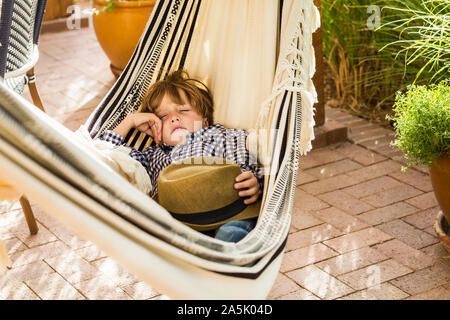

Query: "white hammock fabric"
left=0, top=0, right=320, bottom=299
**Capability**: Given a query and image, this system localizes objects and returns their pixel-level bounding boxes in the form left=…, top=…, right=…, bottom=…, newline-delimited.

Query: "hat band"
left=169, top=198, right=248, bottom=225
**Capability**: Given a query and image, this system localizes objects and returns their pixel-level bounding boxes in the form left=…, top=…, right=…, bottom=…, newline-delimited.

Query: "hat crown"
left=156, top=157, right=261, bottom=231
left=158, top=157, right=242, bottom=214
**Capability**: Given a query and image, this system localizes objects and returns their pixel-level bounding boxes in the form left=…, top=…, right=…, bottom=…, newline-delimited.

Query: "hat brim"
left=172, top=197, right=261, bottom=231
left=153, top=191, right=261, bottom=231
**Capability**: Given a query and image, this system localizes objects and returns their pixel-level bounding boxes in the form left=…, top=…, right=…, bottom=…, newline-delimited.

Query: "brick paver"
left=406, top=287, right=450, bottom=300
left=303, top=159, right=363, bottom=179
left=275, top=288, right=321, bottom=300
left=405, top=192, right=439, bottom=210
left=377, top=220, right=438, bottom=249
left=285, top=224, right=343, bottom=251
left=358, top=202, right=419, bottom=226
left=121, top=281, right=161, bottom=300
left=390, top=263, right=450, bottom=295
left=292, top=189, right=330, bottom=212
left=267, top=273, right=301, bottom=299
left=0, top=280, right=41, bottom=300
left=341, top=176, right=404, bottom=199
left=25, top=273, right=85, bottom=300
left=334, top=142, right=387, bottom=166
left=9, top=241, right=70, bottom=268
left=299, top=174, right=359, bottom=195
left=75, top=245, right=108, bottom=262
left=286, top=265, right=354, bottom=299
left=45, top=251, right=100, bottom=284
left=0, top=24, right=447, bottom=300
left=0, top=261, right=54, bottom=284
left=323, top=227, right=393, bottom=254
left=374, top=239, right=435, bottom=271
left=313, top=207, right=370, bottom=234
left=2, top=237, right=27, bottom=254
left=280, top=243, right=338, bottom=272
left=318, top=190, right=375, bottom=215
left=91, top=257, right=140, bottom=287
left=315, top=246, right=388, bottom=276
left=388, top=169, right=433, bottom=192
left=290, top=210, right=323, bottom=231
left=12, top=222, right=58, bottom=248
left=73, top=275, right=132, bottom=300
left=296, top=171, right=319, bottom=186
left=402, top=207, right=441, bottom=230
left=339, top=282, right=409, bottom=300
left=361, top=184, right=423, bottom=208
left=346, top=160, right=403, bottom=182
left=337, top=259, right=413, bottom=291
left=299, top=148, right=347, bottom=170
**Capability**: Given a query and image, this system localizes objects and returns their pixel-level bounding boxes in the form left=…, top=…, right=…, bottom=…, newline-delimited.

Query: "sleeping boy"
left=98, top=70, right=264, bottom=242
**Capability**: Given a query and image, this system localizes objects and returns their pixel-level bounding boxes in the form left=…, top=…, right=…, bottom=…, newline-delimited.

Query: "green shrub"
left=387, top=81, right=450, bottom=170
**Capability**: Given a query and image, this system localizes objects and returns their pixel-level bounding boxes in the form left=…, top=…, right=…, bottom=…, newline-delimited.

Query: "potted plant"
left=387, top=81, right=450, bottom=251
left=81, top=0, right=156, bottom=77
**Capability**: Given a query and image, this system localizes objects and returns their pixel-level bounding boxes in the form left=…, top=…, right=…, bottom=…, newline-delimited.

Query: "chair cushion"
left=4, top=75, right=26, bottom=95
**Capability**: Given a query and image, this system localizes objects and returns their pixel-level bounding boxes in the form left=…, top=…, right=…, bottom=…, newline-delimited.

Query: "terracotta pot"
left=429, top=156, right=450, bottom=225
left=92, top=0, right=156, bottom=77
left=44, top=0, right=74, bottom=21
left=434, top=211, right=450, bottom=253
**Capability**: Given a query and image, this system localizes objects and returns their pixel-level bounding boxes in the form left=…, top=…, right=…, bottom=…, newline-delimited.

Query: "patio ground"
left=1, top=23, right=450, bottom=300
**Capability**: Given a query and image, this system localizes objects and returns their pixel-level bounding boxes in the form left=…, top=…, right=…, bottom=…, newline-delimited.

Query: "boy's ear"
left=203, top=118, right=209, bottom=127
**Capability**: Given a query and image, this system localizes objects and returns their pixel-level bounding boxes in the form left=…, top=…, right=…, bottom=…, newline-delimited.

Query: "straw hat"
left=157, top=157, right=261, bottom=231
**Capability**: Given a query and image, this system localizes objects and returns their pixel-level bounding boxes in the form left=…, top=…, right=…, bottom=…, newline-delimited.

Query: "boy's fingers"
left=235, top=171, right=252, bottom=182
left=238, top=186, right=258, bottom=197
left=234, top=176, right=257, bottom=189
left=137, top=123, right=150, bottom=133
left=150, top=121, right=162, bottom=143
left=244, top=194, right=259, bottom=205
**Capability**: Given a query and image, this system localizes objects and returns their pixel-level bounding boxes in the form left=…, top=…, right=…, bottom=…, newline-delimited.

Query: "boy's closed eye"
left=179, top=106, right=191, bottom=112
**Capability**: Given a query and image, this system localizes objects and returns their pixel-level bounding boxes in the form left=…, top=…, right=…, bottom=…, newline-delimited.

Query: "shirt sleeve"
left=98, top=130, right=126, bottom=147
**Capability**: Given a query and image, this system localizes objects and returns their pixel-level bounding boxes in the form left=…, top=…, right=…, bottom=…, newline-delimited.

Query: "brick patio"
left=1, top=23, right=449, bottom=300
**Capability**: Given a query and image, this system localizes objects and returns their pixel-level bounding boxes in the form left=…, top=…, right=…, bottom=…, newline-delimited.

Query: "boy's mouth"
left=171, top=126, right=187, bottom=134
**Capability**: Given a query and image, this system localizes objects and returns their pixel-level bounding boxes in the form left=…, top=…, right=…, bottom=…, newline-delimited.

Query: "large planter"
left=92, top=0, right=156, bottom=77
left=429, top=156, right=450, bottom=224
left=44, top=0, right=74, bottom=21
left=435, top=211, right=450, bottom=253
left=431, top=156, right=450, bottom=252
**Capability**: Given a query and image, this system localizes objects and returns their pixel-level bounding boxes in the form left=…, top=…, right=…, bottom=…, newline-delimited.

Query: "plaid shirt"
left=99, top=124, right=264, bottom=197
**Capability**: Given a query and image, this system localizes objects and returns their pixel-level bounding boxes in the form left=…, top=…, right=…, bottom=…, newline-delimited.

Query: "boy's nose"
left=171, top=115, right=180, bottom=122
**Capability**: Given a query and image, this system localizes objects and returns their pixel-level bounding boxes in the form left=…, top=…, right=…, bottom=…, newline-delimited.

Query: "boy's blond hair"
left=141, top=70, right=214, bottom=125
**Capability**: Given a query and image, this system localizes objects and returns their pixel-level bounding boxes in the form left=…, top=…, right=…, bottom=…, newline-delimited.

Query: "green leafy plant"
left=387, top=81, right=450, bottom=170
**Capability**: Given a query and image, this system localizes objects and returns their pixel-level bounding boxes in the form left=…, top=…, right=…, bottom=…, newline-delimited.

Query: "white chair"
left=0, top=0, right=48, bottom=270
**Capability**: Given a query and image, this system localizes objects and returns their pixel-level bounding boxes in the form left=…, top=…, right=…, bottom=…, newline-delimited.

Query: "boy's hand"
left=113, top=113, right=162, bottom=144
left=133, top=113, right=162, bottom=144
left=234, top=171, right=260, bottom=205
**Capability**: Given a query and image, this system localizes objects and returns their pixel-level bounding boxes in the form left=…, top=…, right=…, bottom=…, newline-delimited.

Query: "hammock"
left=0, top=0, right=320, bottom=299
